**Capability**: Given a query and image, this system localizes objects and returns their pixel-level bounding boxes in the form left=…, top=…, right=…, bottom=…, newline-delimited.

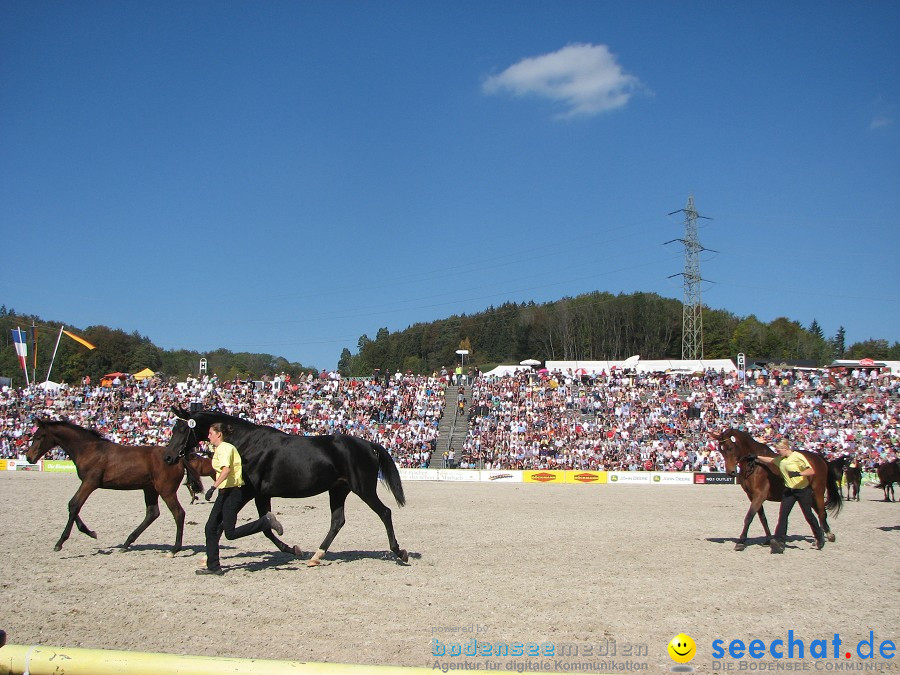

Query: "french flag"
left=11, top=328, right=28, bottom=372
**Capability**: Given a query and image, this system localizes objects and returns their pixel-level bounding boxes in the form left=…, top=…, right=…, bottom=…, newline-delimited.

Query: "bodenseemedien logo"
left=668, top=633, right=696, bottom=672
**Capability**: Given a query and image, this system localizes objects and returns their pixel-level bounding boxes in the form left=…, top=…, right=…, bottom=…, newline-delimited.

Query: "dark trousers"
left=204, top=485, right=269, bottom=570
left=774, top=485, right=824, bottom=543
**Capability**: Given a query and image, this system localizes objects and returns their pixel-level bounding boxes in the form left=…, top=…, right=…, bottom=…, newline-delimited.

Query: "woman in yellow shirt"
left=197, top=422, right=283, bottom=575
left=754, top=438, right=825, bottom=554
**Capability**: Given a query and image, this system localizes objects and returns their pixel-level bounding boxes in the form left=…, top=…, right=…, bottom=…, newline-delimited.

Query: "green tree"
left=831, top=327, right=846, bottom=360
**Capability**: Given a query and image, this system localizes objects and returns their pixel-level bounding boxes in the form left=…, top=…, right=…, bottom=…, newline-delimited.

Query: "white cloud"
left=869, top=97, right=895, bottom=130
left=483, top=43, right=643, bottom=118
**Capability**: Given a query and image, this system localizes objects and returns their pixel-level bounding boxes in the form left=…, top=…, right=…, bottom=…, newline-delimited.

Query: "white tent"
left=545, top=358, right=737, bottom=374
left=482, top=365, right=532, bottom=378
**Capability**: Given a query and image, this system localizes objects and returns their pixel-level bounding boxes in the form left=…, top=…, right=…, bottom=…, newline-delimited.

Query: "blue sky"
left=2, top=2, right=898, bottom=370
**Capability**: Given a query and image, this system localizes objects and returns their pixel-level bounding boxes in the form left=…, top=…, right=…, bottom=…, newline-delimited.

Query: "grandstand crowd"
left=1, top=365, right=898, bottom=473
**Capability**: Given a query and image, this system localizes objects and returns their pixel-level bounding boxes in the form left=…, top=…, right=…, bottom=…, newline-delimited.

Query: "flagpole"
left=46, top=325, right=65, bottom=384
left=32, top=321, right=38, bottom=385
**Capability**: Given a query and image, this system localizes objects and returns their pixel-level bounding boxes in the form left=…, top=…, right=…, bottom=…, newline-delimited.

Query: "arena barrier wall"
left=16, top=463, right=894, bottom=488
left=0, top=643, right=433, bottom=675
left=397, top=468, right=731, bottom=484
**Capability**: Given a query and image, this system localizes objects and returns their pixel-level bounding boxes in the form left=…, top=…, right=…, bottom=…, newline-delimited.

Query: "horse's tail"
left=374, top=443, right=406, bottom=507
left=182, top=456, right=204, bottom=495
left=824, top=460, right=843, bottom=516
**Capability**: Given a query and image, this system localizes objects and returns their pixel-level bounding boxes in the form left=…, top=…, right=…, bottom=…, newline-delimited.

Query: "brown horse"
left=874, top=462, right=899, bottom=502
left=26, top=419, right=205, bottom=556
left=843, top=460, right=862, bottom=501
left=184, top=451, right=215, bottom=503
left=711, top=428, right=842, bottom=551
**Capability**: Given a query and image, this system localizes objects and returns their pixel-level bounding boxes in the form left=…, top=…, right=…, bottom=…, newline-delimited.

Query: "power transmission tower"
left=665, top=196, right=712, bottom=360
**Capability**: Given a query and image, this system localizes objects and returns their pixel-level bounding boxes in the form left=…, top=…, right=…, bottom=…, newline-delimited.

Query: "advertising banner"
left=435, top=469, right=481, bottom=482
left=607, top=471, right=651, bottom=484
left=693, top=472, right=735, bottom=485
left=42, top=460, right=77, bottom=472
left=650, top=472, right=693, bottom=485
left=523, top=470, right=565, bottom=484
left=398, top=468, right=439, bottom=481
left=480, top=471, right=523, bottom=483
left=564, top=471, right=607, bottom=484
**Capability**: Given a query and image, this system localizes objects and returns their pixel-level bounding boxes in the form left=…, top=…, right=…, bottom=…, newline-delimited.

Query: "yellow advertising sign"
left=564, top=470, right=607, bottom=484
left=42, top=460, right=77, bottom=472
left=523, top=470, right=565, bottom=484
left=0, top=459, right=7, bottom=471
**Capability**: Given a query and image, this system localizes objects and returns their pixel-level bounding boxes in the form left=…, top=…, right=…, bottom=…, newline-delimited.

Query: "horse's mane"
left=197, top=410, right=289, bottom=435
left=41, top=419, right=108, bottom=441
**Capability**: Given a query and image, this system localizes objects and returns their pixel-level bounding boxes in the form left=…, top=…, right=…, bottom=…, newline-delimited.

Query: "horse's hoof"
left=53, top=545, right=62, bottom=552
left=826, top=533, right=836, bottom=542
left=306, top=559, right=321, bottom=568
left=734, top=543, right=746, bottom=551
left=398, top=549, right=409, bottom=563
left=87, top=531, right=98, bottom=539
left=292, top=545, right=304, bottom=558
left=165, top=552, right=175, bottom=559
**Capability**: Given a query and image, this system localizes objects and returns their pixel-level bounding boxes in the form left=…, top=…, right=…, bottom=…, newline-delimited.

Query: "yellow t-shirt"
left=773, top=451, right=811, bottom=489
left=211, top=441, right=244, bottom=488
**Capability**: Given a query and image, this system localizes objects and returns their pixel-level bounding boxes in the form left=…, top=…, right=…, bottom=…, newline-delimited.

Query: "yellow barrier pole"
left=0, top=644, right=432, bottom=675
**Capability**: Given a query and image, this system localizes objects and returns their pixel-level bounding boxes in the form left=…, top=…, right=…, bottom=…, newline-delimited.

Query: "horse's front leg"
left=255, top=495, right=302, bottom=558
left=735, top=493, right=768, bottom=551
left=121, top=488, right=160, bottom=551
left=56, top=483, right=98, bottom=551
left=73, top=514, right=96, bottom=538
left=734, top=506, right=756, bottom=551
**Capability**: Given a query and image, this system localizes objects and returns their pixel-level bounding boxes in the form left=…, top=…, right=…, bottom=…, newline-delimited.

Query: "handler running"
left=197, top=421, right=284, bottom=575
left=752, top=438, right=825, bottom=554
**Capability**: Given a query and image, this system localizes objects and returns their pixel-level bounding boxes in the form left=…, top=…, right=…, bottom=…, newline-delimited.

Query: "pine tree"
left=831, top=326, right=846, bottom=359
left=808, top=319, right=824, bottom=340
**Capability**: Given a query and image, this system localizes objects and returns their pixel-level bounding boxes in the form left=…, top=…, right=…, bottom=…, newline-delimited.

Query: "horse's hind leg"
left=159, top=489, right=186, bottom=557
left=307, top=483, right=352, bottom=567
left=813, top=492, right=834, bottom=543
left=56, top=483, right=98, bottom=551
left=254, top=495, right=302, bottom=558
left=121, top=488, right=160, bottom=551
left=357, top=488, right=408, bottom=564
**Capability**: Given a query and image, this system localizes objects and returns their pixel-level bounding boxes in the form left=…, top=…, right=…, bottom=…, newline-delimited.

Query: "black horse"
left=163, top=407, right=408, bottom=566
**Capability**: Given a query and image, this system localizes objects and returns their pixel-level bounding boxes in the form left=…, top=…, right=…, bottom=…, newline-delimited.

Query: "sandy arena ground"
left=0, top=471, right=897, bottom=673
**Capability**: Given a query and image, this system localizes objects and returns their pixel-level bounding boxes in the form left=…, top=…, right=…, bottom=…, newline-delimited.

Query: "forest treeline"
left=340, top=291, right=898, bottom=376
left=2, top=293, right=898, bottom=386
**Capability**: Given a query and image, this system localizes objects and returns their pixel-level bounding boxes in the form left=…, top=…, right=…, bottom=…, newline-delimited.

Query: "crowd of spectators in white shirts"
left=1, top=365, right=897, bottom=474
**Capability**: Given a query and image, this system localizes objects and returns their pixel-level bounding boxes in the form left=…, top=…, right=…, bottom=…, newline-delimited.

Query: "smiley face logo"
left=667, top=633, right=696, bottom=663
